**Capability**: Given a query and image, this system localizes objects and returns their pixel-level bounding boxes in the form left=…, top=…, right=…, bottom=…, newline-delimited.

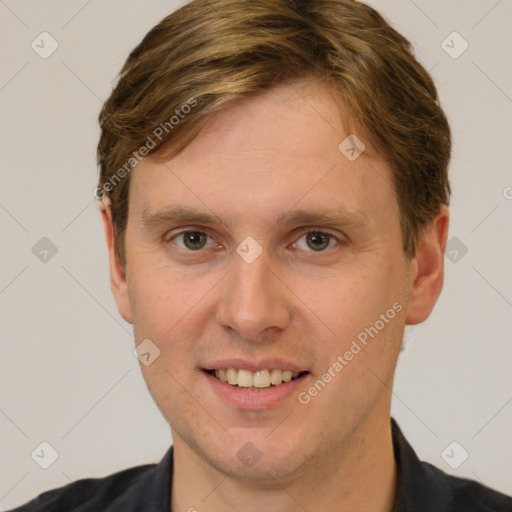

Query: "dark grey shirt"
left=7, top=418, right=512, bottom=511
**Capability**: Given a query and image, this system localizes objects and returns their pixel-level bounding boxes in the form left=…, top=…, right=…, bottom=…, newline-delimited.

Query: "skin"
left=102, top=79, right=449, bottom=512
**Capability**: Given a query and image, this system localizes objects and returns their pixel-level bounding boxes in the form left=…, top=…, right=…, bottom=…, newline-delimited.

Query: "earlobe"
left=405, top=205, right=450, bottom=325
left=100, top=204, right=133, bottom=325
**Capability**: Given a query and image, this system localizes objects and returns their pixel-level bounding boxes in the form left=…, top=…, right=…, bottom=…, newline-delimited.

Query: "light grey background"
left=1, top=0, right=511, bottom=509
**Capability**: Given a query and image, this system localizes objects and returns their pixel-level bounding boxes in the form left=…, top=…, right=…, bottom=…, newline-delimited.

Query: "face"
left=104, top=79, right=447, bottom=483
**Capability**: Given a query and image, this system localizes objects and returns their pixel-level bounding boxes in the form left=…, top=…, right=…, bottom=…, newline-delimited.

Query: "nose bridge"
left=216, top=250, right=290, bottom=339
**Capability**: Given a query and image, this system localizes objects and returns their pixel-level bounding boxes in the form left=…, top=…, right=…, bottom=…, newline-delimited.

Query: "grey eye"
left=175, top=231, right=211, bottom=250
left=296, top=231, right=337, bottom=252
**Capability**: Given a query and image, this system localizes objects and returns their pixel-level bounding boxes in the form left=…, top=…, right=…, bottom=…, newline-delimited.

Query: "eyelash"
left=166, top=229, right=345, bottom=254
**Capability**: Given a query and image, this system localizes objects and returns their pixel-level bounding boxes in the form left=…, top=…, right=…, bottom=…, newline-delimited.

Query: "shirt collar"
left=390, top=417, right=452, bottom=511
left=107, top=444, right=173, bottom=512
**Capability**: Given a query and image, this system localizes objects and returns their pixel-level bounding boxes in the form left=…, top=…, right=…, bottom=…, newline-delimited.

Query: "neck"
left=171, top=407, right=397, bottom=512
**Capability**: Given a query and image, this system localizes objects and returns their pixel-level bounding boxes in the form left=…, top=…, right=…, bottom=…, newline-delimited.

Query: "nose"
left=215, top=251, right=291, bottom=342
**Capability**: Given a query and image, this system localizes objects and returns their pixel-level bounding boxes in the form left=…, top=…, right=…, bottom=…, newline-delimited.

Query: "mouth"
left=204, top=368, right=309, bottom=390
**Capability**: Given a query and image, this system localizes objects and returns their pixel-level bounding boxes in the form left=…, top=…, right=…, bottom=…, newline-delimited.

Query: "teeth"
left=212, top=367, right=303, bottom=388
left=253, top=370, right=271, bottom=388
left=215, top=369, right=228, bottom=383
left=237, top=369, right=253, bottom=388
left=270, top=368, right=283, bottom=385
left=226, top=368, right=238, bottom=385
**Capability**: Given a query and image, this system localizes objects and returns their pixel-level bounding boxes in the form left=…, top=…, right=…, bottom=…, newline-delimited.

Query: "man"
left=9, top=0, right=511, bottom=511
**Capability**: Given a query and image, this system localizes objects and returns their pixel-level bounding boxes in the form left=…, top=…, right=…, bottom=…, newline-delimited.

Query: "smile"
left=205, top=368, right=308, bottom=389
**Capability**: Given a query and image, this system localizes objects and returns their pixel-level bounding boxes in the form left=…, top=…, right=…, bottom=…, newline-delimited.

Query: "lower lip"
left=203, top=371, right=309, bottom=410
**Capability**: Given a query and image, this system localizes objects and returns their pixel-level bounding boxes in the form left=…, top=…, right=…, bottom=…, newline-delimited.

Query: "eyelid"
left=165, top=228, right=220, bottom=251
left=292, top=227, right=347, bottom=244
left=287, top=229, right=346, bottom=256
left=165, top=227, right=214, bottom=241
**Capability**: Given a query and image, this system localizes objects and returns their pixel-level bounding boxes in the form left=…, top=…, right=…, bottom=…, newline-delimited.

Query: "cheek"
left=309, top=259, right=402, bottom=336
left=128, top=260, right=209, bottom=337
left=302, top=260, right=407, bottom=399
left=127, top=262, right=225, bottom=390
left=129, top=268, right=210, bottom=414
left=299, top=278, right=406, bottom=424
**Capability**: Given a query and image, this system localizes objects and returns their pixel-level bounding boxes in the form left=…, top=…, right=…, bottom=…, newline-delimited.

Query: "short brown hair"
left=97, top=0, right=451, bottom=267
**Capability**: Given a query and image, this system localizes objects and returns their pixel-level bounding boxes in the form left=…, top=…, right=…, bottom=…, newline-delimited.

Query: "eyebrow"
left=140, top=205, right=370, bottom=231
left=141, top=206, right=223, bottom=230
left=273, top=207, right=369, bottom=229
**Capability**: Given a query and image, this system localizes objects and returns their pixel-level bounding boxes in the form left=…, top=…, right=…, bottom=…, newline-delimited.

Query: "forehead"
left=130, top=80, right=398, bottom=228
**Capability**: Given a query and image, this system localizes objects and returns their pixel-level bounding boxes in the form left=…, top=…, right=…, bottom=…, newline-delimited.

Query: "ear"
left=405, top=205, right=450, bottom=325
left=100, top=204, right=133, bottom=325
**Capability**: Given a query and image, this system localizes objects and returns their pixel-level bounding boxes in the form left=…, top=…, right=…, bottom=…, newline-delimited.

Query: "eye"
left=170, top=230, right=216, bottom=251
left=293, top=231, right=339, bottom=252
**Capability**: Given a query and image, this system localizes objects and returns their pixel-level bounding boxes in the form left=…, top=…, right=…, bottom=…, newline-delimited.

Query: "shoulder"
left=6, top=463, right=157, bottom=512
left=424, top=461, right=512, bottom=512
left=390, top=418, right=511, bottom=512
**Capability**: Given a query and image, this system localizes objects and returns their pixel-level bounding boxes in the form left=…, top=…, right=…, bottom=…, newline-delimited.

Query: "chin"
left=207, top=450, right=306, bottom=484
left=197, top=427, right=311, bottom=483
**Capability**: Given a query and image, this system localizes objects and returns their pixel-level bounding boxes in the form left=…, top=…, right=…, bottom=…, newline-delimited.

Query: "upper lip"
left=203, top=358, right=309, bottom=373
